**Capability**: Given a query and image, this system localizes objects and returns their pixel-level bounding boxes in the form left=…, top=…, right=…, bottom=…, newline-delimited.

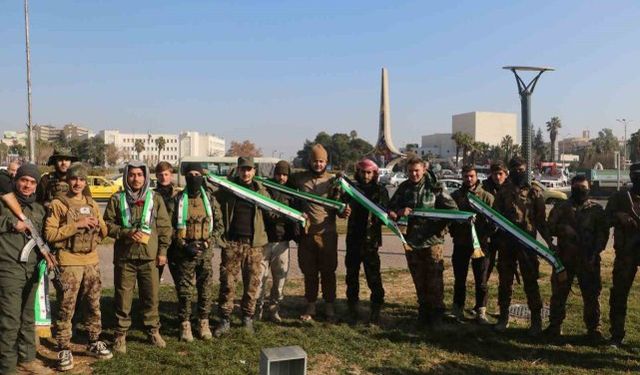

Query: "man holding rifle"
left=0, top=164, right=53, bottom=374
left=44, top=163, right=112, bottom=371
left=606, top=162, right=640, bottom=348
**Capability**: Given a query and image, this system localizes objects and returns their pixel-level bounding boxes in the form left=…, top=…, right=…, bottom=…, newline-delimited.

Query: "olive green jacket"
left=0, top=198, right=46, bottom=278
left=103, top=191, right=172, bottom=262
left=605, top=190, right=640, bottom=254
left=548, top=198, right=608, bottom=259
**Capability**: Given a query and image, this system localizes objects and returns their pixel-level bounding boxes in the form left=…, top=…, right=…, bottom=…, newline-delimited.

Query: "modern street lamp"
left=24, top=0, right=35, bottom=162
left=503, top=66, right=554, bottom=182
left=616, top=118, right=632, bottom=169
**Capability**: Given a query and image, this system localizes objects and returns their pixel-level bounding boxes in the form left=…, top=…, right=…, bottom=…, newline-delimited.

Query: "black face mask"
left=631, top=174, right=640, bottom=193
left=571, top=187, right=590, bottom=203
left=185, top=175, right=204, bottom=196
left=510, top=170, right=527, bottom=187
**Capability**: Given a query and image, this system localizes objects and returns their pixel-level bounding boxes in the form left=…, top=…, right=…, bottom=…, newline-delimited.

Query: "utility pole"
left=503, top=66, right=554, bottom=183
left=616, top=118, right=632, bottom=169
left=24, top=0, right=35, bottom=162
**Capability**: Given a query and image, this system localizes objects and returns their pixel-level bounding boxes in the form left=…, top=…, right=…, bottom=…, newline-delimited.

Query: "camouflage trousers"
left=298, top=232, right=338, bottom=303
left=405, top=245, right=445, bottom=318
left=55, top=263, right=102, bottom=349
left=609, top=251, right=640, bottom=341
left=497, top=244, right=542, bottom=317
left=218, top=241, right=264, bottom=318
left=257, top=241, right=290, bottom=309
left=549, top=256, right=601, bottom=331
left=176, top=247, right=214, bottom=322
left=345, top=241, right=384, bottom=306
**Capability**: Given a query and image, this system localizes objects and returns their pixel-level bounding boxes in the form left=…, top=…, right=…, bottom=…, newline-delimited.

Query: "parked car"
left=438, top=179, right=463, bottom=194
left=88, top=176, right=121, bottom=200
left=531, top=180, right=568, bottom=204
left=388, top=172, right=408, bottom=187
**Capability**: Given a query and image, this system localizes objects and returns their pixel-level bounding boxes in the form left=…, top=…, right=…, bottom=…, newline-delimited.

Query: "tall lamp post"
left=24, top=0, right=35, bottom=162
left=616, top=118, right=632, bottom=169
left=503, top=66, right=554, bottom=182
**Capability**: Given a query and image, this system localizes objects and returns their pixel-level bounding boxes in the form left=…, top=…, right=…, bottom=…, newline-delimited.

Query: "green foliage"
left=533, top=127, right=548, bottom=162
left=134, top=139, right=145, bottom=159
left=546, top=116, right=562, bottom=160
left=155, top=136, right=167, bottom=161
left=628, top=129, right=640, bottom=163
left=295, top=132, right=373, bottom=171
left=55, top=137, right=107, bottom=165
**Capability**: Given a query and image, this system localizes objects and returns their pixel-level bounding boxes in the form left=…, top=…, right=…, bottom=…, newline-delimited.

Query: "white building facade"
left=452, top=111, right=518, bottom=145
left=419, top=133, right=455, bottom=158
left=98, top=130, right=225, bottom=165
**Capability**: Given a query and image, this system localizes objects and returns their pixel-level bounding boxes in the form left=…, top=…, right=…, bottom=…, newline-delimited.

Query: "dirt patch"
left=309, top=352, right=366, bottom=375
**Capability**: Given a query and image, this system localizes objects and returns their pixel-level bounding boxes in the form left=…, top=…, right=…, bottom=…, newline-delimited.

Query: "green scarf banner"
left=34, top=260, right=51, bottom=330
left=255, top=176, right=346, bottom=214
left=468, top=193, right=565, bottom=274
left=336, top=177, right=409, bottom=250
left=207, top=174, right=306, bottom=226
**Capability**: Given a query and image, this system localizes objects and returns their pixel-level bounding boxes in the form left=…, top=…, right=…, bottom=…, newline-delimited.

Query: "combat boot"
left=214, top=318, right=231, bottom=337
left=148, top=329, right=167, bottom=348
left=113, top=332, right=127, bottom=354
left=199, top=319, right=213, bottom=340
left=369, top=304, right=381, bottom=326
left=180, top=321, right=194, bottom=342
left=347, top=302, right=359, bottom=324
left=255, top=303, right=264, bottom=321
left=542, top=324, right=562, bottom=339
left=447, top=304, right=464, bottom=321
left=268, top=304, right=282, bottom=323
left=476, top=307, right=490, bottom=325
left=325, top=303, right=336, bottom=323
left=300, top=302, right=316, bottom=322
left=587, top=329, right=605, bottom=344
left=528, top=313, right=542, bottom=338
left=242, top=316, right=255, bottom=335
left=494, top=313, right=510, bottom=333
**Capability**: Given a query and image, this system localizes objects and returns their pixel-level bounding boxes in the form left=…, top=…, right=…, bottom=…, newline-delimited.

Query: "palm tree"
left=349, top=130, right=358, bottom=141
left=451, top=132, right=473, bottom=167
left=459, top=133, right=474, bottom=165
left=134, top=139, right=145, bottom=160
left=546, top=117, right=562, bottom=161
left=155, top=136, right=166, bottom=161
left=500, top=135, right=514, bottom=162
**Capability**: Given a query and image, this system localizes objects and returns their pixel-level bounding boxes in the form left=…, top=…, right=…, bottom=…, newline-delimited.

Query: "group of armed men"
left=1, top=143, right=640, bottom=373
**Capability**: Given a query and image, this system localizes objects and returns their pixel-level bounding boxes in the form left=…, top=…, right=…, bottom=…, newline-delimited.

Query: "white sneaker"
left=57, top=350, right=74, bottom=371
left=88, top=341, right=113, bottom=360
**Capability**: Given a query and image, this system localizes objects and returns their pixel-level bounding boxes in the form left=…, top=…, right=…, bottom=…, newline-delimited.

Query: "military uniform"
left=0, top=167, right=45, bottom=374
left=44, top=193, right=108, bottom=351
left=215, top=175, right=270, bottom=324
left=605, top=188, right=640, bottom=344
left=388, top=171, right=458, bottom=324
left=547, top=198, right=608, bottom=335
left=493, top=180, right=550, bottom=331
left=36, top=148, right=83, bottom=206
left=172, top=188, right=223, bottom=332
left=345, top=179, right=389, bottom=312
left=449, top=181, right=494, bottom=316
left=289, top=170, right=343, bottom=308
left=103, top=164, right=171, bottom=348
left=155, top=183, right=180, bottom=283
left=481, top=177, right=504, bottom=281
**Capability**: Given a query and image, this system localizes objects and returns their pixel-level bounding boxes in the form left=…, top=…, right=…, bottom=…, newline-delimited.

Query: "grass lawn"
left=35, top=249, right=640, bottom=374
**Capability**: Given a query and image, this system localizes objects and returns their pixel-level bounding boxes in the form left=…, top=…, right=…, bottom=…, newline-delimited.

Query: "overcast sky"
left=1, top=0, right=639, bottom=158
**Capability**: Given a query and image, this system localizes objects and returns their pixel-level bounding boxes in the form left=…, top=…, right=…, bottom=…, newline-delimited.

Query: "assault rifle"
left=1, top=193, right=64, bottom=292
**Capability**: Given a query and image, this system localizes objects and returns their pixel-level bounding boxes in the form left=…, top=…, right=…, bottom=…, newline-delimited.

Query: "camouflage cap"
left=237, top=156, right=255, bottom=169
left=67, top=162, right=88, bottom=180
left=47, top=147, right=79, bottom=166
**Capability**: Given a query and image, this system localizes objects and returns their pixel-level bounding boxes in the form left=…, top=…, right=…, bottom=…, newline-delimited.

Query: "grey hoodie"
left=123, top=160, right=151, bottom=204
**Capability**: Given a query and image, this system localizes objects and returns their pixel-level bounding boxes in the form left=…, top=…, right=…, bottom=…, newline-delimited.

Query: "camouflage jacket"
left=36, top=171, right=91, bottom=206
left=388, top=171, right=458, bottom=249
left=345, top=180, right=390, bottom=249
left=155, top=183, right=181, bottom=220
left=605, top=190, right=640, bottom=254
left=548, top=199, right=608, bottom=260
left=492, top=181, right=551, bottom=242
left=450, top=181, right=494, bottom=245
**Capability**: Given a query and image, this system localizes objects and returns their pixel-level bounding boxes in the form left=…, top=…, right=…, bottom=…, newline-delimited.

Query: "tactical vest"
left=45, top=173, right=70, bottom=203
left=180, top=196, right=212, bottom=241
left=56, top=195, right=100, bottom=253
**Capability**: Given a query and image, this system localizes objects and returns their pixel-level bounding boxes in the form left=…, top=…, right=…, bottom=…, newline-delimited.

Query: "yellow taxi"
left=88, top=176, right=121, bottom=200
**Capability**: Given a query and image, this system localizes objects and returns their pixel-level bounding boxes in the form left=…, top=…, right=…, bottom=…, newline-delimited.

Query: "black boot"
left=213, top=318, right=231, bottom=338
left=369, top=304, right=382, bottom=326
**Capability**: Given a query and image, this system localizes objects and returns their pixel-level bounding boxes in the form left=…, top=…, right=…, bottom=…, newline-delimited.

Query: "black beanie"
left=182, top=162, right=204, bottom=176
left=14, top=163, right=41, bottom=184
left=274, top=160, right=291, bottom=175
